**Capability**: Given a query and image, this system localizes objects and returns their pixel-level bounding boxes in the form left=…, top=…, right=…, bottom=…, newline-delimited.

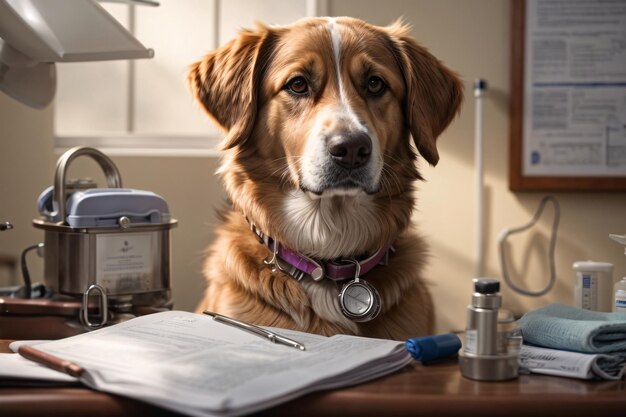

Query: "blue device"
left=405, top=333, right=462, bottom=363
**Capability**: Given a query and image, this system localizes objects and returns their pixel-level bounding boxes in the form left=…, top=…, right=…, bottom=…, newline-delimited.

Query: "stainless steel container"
left=33, top=147, right=177, bottom=328
left=459, top=278, right=520, bottom=381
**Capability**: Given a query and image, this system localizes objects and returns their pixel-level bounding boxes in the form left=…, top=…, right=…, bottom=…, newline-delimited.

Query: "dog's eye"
left=367, top=76, right=386, bottom=95
left=285, top=76, right=309, bottom=95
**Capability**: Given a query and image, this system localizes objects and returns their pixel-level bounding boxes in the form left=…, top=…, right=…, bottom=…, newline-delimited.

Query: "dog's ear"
left=188, top=24, right=275, bottom=150
left=386, top=22, right=463, bottom=166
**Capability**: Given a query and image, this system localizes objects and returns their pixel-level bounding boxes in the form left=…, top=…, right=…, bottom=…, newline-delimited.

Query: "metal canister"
left=33, top=147, right=177, bottom=329
left=459, top=278, right=519, bottom=381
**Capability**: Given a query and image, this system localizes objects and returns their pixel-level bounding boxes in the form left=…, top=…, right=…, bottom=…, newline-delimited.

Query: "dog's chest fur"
left=200, top=211, right=434, bottom=339
left=299, top=278, right=359, bottom=334
left=281, top=191, right=389, bottom=259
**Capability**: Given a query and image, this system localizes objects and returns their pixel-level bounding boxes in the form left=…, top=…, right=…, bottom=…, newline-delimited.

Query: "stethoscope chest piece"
left=337, top=260, right=382, bottom=322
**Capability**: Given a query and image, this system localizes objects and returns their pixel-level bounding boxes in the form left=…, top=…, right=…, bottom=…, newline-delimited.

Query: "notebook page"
left=15, top=311, right=408, bottom=416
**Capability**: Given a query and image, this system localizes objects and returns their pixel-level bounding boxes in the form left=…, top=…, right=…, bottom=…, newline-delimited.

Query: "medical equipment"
left=474, top=79, right=487, bottom=277
left=471, top=80, right=560, bottom=298
left=337, top=259, right=382, bottom=322
left=0, top=0, right=157, bottom=108
left=25, top=146, right=177, bottom=331
left=497, top=195, right=560, bottom=297
left=405, top=333, right=461, bottom=363
left=472, top=76, right=558, bottom=300
left=0, top=1, right=170, bottom=339
left=572, top=261, right=613, bottom=312
left=459, top=278, right=520, bottom=381
left=610, top=234, right=626, bottom=312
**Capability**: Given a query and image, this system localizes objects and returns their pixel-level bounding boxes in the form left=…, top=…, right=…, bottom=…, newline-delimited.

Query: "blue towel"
left=516, top=304, right=626, bottom=353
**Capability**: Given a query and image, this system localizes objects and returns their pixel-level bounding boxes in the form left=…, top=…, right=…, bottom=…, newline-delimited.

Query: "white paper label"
left=615, top=291, right=626, bottom=312
left=96, top=233, right=153, bottom=293
left=464, top=330, right=477, bottom=354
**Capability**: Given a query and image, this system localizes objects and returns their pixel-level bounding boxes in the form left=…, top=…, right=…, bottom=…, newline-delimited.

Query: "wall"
left=1, top=0, right=625, bottom=332
left=0, top=94, right=54, bottom=287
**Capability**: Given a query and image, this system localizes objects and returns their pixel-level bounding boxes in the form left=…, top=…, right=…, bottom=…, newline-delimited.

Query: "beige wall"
left=1, top=0, right=625, bottom=332
left=0, top=94, right=54, bottom=287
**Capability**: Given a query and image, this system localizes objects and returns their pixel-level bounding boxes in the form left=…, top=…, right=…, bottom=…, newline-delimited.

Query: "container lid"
left=609, top=234, right=626, bottom=255
left=474, top=278, right=500, bottom=294
left=609, top=234, right=626, bottom=245
left=572, top=261, right=614, bottom=272
left=65, top=188, right=170, bottom=227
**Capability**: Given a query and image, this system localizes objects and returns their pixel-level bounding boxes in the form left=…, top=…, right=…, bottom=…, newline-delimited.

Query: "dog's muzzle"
left=300, top=128, right=380, bottom=196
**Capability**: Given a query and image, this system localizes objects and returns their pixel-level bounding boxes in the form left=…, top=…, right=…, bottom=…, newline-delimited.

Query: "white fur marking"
left=297, top=19, right=385, bottom=201
left=327, top=17, right=366, bottom=132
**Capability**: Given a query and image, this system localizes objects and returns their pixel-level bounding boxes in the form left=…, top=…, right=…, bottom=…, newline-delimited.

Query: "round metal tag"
left=338, top=279, right=381, bottom=322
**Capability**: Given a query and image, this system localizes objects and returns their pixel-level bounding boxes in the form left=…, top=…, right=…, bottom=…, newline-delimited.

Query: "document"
left=523, top=0, right=626, bottom=177
left=10, top=311, right=412, bottom=417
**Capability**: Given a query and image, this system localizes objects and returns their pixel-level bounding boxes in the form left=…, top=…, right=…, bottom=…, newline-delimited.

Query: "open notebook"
left=5, top=311, right=412, bottom=417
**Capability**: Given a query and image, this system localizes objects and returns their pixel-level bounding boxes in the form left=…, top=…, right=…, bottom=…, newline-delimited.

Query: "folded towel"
left=519, top=344, right=626, bottom=380
left=516, top=304, right=626, bottom=353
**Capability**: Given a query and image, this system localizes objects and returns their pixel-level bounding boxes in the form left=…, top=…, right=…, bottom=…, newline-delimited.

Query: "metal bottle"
left=459, top=278, right=519, bottom=381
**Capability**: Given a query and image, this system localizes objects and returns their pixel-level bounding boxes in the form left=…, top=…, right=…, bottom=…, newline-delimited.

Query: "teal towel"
left=516, top=304, right=626, bottom=353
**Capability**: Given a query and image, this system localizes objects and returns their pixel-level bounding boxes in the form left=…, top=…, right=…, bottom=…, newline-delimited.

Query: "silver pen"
left=203, top=311, right=306, bottom=351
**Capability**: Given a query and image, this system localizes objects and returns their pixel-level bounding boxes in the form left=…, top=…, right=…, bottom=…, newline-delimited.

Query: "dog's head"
left=189, top=17, right=462, bottom=258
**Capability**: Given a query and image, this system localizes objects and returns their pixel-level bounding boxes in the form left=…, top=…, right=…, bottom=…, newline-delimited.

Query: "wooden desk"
left=2, top=340, right=626, bottom=417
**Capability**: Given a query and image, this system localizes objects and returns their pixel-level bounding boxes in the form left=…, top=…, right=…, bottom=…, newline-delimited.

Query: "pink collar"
left=249, top=223, right=392, bottom=282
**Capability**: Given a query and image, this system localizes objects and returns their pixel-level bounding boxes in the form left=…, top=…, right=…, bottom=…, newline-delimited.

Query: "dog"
left=188, top=17, right=462, bottom=340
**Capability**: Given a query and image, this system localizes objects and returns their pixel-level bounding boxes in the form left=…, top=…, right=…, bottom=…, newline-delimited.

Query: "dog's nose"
left=328, top=133, right=372, bottom=169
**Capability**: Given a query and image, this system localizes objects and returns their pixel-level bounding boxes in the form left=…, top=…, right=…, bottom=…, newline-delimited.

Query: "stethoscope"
left=337, top=259, right=381, bottom=322
left=263, top=235, right=382, bottom=322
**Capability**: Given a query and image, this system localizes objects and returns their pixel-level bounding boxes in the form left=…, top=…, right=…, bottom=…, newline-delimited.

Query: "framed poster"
left=509, top=0, right=626, bottom=191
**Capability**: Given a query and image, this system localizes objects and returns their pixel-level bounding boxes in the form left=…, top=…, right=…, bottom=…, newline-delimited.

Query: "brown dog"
left=189, top=17, right=462, bottom=340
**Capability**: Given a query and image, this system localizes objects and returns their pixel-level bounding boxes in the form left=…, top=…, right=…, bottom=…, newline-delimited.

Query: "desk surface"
left=2, top=340, right=626, bottom=417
